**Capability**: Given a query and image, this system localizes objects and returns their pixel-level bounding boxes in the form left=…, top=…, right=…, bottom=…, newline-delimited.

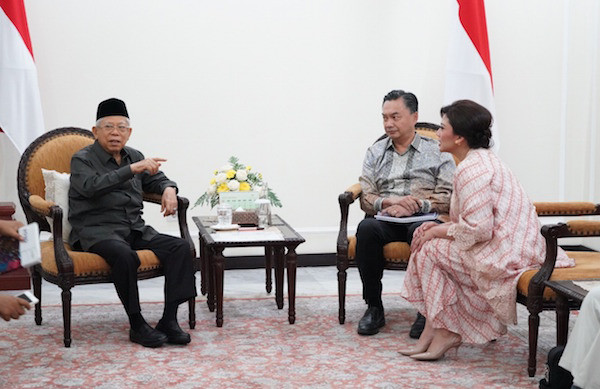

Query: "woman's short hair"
left=440, top=100, right=493, bottom=149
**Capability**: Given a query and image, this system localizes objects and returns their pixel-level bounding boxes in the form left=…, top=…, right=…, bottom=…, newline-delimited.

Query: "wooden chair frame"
left=519, top=202, right=600, bottom=376
left=17, top=127, right=197, bottom=347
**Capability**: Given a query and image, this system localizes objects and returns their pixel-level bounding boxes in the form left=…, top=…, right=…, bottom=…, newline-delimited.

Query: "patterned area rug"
left=0, top=294, right=552, bottom=388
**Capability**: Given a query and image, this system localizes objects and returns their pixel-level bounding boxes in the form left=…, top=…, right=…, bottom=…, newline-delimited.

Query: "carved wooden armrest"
left=337, top=183, right=362, bottom=253
left=175, top=196, right=196, bottom=259
left=534, top=201, right=600, bottom=216
left=143, top=192, right=162, bottom=204
left=345, top=183, right=362, bottom=202
left=29, top=197, right=74, bottom=276
left=29, top=195, right=53, bottom=217
left=528, top=223, right=568, bottom=298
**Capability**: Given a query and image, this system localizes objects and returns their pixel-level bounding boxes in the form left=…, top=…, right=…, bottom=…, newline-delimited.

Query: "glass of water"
left=216, top=203, right=233, bottom=226
left=255, top=199, right=270, bottom=229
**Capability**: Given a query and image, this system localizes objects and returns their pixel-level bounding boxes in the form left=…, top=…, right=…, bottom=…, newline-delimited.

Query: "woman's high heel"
left=410, top=335, right=462, bottom=361
left=398, top=338, right=433, bottom=356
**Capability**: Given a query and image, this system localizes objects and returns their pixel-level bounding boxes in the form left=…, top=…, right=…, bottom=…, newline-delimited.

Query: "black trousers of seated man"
left=355, top=217, right=429, bottom=308
left=87, top=231, right=196, bottom=316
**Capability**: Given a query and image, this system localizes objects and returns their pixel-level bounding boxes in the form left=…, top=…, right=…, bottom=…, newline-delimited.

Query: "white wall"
left=5, top=0, right=599, bottom=253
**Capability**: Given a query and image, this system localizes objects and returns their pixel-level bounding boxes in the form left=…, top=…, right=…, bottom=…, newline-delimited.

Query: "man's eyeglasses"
left=99, top=124, right=130, bottom=133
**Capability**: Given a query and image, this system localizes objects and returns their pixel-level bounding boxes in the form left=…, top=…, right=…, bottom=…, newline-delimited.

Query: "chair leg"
left=337, top=256, right=348, bottom=324
left=188, top=296, right=196, bottom=329
left=61, top=288, right=72, bottom=348
left=31, top=266, right=42, bottom=325
left=527, top=311, right=540, bottom=377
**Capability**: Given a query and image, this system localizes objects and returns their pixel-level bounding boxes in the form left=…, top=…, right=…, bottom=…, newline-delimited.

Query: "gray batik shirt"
left=359, top=133, right=455, bottom=216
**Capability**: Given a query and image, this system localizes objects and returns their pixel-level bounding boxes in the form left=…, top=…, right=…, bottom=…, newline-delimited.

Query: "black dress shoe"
left=409, top=312, right=426, bottom=339
left=129, top=322, right=168, bottom=348
left=357, top=306, right=385, bottom=335
left=156, top=319, right=191, bottom=345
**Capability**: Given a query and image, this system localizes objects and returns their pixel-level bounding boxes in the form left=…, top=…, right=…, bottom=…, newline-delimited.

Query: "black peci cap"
left=96, top=98, right=129, bottom=120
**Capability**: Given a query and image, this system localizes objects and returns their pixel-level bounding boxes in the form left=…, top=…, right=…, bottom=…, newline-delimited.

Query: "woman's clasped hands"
left=411, top=222, right=449, bottom=252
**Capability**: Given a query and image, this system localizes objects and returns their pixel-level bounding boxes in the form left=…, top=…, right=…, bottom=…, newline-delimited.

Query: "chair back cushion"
left=21, top=128, right=94, bottom=200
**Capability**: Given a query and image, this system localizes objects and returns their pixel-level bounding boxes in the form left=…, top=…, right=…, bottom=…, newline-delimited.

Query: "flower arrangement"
left=194, top=156, right=282, bottom=209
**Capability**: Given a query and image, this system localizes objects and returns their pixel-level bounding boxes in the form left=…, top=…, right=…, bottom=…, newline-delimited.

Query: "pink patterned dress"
left=401, top=148, right=574, bottom=343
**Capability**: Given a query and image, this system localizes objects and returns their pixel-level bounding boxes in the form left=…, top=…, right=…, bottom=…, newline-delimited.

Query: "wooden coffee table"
left=193, top=215, right=305, bottom=327
left=544, top=280, right=595, bottom=345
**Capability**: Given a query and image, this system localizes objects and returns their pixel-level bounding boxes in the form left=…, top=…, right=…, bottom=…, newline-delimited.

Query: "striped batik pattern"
left=401, top=148, right=573, bottom=344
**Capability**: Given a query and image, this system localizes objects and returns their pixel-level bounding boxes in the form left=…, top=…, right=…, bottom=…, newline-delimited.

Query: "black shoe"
left=409, top=312, right=426, bottom=339
left=129, top=322, right=168, bottom=348
left=156, top=319, right=191, bottom=345
left=357, top=306, right=385, bottom=335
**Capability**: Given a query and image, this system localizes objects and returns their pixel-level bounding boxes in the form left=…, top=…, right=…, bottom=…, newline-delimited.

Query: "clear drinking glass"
left=216, top=203, right=233, bottom=226
left=255, top=199, right=270, bottom=229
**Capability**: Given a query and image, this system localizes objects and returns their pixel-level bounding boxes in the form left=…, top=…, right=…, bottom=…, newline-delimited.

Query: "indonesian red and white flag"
left=0, top=0, right=44, bottom=154
left=444, top=0, right=499, bottom=151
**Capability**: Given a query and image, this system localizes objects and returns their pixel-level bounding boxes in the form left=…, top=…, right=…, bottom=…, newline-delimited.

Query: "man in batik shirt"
left=355, top=90, right=455, bottom=336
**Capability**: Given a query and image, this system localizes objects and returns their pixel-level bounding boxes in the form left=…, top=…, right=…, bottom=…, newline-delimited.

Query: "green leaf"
left=267, top=190, right=282, bottom=207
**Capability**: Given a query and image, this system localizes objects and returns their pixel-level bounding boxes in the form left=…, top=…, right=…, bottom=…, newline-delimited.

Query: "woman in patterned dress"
left=398, top=100, right=573, bottom=361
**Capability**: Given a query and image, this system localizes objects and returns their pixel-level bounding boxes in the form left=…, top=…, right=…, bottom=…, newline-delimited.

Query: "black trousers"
left=355, top=218, right=426, bottom=308
left=88, top=232, right=197, bottom=315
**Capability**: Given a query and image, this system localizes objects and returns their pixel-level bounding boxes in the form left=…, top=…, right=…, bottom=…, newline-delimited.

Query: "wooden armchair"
left=517, top=202, right=600, bottom=376
left=17, top=127, right=197, bottom=347
left=336, top=122, right=443, bottom=324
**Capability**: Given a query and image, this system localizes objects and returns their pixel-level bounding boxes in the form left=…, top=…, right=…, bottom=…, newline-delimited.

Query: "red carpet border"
left=0, top=294, right=553, bottom=388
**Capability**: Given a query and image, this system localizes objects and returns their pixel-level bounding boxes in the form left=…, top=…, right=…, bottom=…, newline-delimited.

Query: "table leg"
left=264, top=246, right=273, bottom=294
left=213, top=247, right=225, bottom=327
left=207, top=246, right=215, bottom=312
left=274, top=246, right=285, bottom=309
left=556, top=294, right=569, bottom=346
left=286, top=246, right=297, bottom=324
left=199, top=239, right=207, bottom=296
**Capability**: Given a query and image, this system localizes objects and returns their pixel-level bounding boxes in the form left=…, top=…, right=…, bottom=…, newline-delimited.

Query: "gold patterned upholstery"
left=517, top=252, right=600, bottom=300
left=534, top=202, right=599, bottom=215
left=24, top=133, right=93, bottom=199
left=40, top=241, right=161, bottom=277
left=17, top=127, right=197, bottom=347
left=347, top=236, right=411, bottom=263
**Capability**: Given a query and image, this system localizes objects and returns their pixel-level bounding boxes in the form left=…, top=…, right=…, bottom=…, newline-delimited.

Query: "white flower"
left=236, top=169, right=248, bottom=181
left=227, top=180, right=240, bottom=191
left=219, top=164, right=233, bottom=172
left=215, top=173, right=227, bottom=184
left=207, top=184, right=217, bottom=194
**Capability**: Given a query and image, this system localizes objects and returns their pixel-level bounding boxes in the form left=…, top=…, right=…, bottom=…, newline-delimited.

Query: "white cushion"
left=41, top=169, right=71, bottom=242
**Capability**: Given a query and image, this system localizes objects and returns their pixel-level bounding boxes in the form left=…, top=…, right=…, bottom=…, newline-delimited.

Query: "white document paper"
left=211, top=227, right=284, bottom=242
left=18, top=222, right=42, bottom=267
left=374, top=212, right=438, bottom=224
